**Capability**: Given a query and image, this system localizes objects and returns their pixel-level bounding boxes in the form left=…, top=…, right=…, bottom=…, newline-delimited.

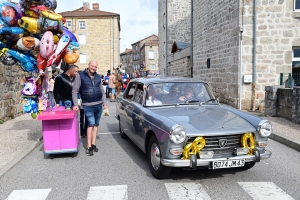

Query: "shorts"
left=110, top=88, right=116, bottom=95
left=83, top=104, right=103, bottom=127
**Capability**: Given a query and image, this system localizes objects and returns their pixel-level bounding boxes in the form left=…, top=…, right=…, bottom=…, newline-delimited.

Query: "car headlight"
left=170, top=125, right=186, bottom=144
left=258, top=120, right=272, bottom=137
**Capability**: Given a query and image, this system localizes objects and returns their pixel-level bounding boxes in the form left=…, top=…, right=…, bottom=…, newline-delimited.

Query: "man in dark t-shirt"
left=53, top=65, right=79, bottom=106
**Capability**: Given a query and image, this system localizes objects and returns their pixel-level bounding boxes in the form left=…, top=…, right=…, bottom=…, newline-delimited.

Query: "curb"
left=0, top=136, right=43, bottom=178
left=269, top=133, right=300, bottom=152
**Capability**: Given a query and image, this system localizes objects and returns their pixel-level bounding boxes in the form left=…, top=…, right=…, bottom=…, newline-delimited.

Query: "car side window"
left=124, top=82, right=136, bottom=100
left=133, top=83, right=144, bottom=105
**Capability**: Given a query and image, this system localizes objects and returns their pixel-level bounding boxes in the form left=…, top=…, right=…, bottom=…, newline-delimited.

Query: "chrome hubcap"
left=151, top=143, right=161, bottom=170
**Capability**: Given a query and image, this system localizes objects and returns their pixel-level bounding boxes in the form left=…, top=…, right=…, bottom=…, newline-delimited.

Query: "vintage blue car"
left=115, top=77, right=272, bottom=179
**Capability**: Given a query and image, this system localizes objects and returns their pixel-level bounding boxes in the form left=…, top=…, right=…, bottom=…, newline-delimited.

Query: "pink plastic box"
left=38, top=107, right=80, bottom=156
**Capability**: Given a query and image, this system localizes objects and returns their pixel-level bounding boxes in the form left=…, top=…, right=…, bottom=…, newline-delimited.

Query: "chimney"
left=92, top=3, right=99, bottom=10
left=83, top=2, right=90, bottom=11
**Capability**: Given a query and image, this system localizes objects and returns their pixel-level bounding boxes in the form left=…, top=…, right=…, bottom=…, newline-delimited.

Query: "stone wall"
left=169, top=57, right=191, bottom=77
left=193, top=0, right=240, bottom=109
left=0, top=63, right=26, bottom=123
left=158, top=0, right=191, bottom=74
left=292, top=87, right=300, bottom=124
left=265, top=86, right=300, bottom=124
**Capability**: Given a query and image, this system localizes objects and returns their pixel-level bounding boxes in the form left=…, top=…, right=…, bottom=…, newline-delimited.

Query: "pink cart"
left=38, top=106, right=80, bottom=158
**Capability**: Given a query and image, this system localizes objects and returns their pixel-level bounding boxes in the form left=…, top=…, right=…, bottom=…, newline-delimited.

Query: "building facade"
left=140, top=39, right=159, bottom=75
left=159, top=0, right=300, bottom=111
left=60, top=2, right=120, bottom=75
left=120, top=48, right=132, bottom=74
left=121, top=34, right=159, bottom=76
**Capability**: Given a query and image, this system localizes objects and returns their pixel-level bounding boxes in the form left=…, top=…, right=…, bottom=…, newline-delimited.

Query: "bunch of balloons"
left=0, top=0, right=80, bottom=118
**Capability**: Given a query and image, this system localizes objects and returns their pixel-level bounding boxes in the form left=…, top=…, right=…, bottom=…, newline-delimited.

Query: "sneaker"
left=92, top=144, right=98, bottom=152
left=86, top=147, right=93, bottom=156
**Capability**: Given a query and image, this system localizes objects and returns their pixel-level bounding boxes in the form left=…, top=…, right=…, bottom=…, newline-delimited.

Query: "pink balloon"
left=40, top=31, right=54, bottom=59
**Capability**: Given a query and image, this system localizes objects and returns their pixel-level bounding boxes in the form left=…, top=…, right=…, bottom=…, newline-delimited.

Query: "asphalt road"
left=0, top=101, right=299, bottom=200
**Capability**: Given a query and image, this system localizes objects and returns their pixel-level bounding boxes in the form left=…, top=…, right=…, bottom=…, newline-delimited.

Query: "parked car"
left=115, top=76, right=272, bottom=179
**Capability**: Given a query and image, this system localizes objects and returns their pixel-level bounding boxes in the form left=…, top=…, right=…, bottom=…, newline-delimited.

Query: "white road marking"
left=86, top=185, right=128, bottom=200
left=97, top=132, right=120, bottom=135
left=238, top=182, right=295, bottom=200
left=6, top=189, right=51, bottom=200
left=165, top=183, right=211, bottom=200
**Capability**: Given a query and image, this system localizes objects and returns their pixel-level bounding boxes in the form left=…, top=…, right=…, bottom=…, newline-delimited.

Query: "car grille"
left=187, top=134, right=242, bottom=157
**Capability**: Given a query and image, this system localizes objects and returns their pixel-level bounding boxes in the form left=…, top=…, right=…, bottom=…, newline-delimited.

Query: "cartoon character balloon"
left=0, top=2, right=22, bottom=26
left=17, top=36, right=40, bottom=51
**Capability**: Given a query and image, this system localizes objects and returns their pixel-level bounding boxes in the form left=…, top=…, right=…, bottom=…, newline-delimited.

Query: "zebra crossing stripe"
left=165, top=183, right=211, bottom=200
left=238, top=182, right=295, bottom=200
left=86, top=185, right=128, bottom=200
left=5, top=189, right=51, bottom=200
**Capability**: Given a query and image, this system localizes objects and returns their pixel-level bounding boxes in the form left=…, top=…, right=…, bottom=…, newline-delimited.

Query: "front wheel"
left=147, top=135, right=172, bottom=179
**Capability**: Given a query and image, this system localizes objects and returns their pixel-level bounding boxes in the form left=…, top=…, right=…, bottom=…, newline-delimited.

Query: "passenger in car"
left=145, top=85, right=162, bottom=106
left=161, top=84, right=180, bottom=104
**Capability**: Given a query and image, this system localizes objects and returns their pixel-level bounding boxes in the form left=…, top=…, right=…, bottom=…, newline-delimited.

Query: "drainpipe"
left=239, top=0, right=244, bottom=110
left=252, top=0, right=257, bottom=111
left=165, top=0, right=168, bottom=75
left=112, top=15, right=114, bottom=71
left=190, top=0, right=193, bottom=78
left=239, top=26, right=243, bottom=110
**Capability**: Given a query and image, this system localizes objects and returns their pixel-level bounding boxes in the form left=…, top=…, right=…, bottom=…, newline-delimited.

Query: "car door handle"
left=127, top=105, right=133, bottom=110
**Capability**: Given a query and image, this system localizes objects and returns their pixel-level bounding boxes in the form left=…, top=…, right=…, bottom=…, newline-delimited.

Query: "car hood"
left=151, top=105, right=256, bottom=136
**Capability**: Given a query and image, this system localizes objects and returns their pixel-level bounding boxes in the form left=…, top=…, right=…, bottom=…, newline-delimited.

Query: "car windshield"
left=145, top=82, right=216, bottom=106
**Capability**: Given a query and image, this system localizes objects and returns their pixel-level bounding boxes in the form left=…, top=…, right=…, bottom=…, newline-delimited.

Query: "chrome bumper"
left=161, top=150, right=272, bottom=168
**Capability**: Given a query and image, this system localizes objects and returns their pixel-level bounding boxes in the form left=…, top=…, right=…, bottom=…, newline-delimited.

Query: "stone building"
left=159, top=0, right=300, bottom=110
left=125, top=34, right=159, bottom=76
left=140, top=39, right=159, bottom=75
left=158, top=0, right=191, bottom=75
left=60, top=2, right=120, bottom=75
left=120, top=48, right=132, bottom=75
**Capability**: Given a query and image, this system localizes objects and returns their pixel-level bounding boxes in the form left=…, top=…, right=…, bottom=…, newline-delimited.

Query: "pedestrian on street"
left=53, top=64, right=79, bottom=107
left=116, top=68, right=123, bottom=96
left=72, top=60, right=108, bottom=156
left=108, top=70, right=117, bottom=102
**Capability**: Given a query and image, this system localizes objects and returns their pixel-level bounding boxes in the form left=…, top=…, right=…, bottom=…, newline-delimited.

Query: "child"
left=48, top=76, right=55, bottom=107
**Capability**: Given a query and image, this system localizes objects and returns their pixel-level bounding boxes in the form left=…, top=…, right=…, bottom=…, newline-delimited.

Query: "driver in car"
left=178, top=86, right=195, bottom=102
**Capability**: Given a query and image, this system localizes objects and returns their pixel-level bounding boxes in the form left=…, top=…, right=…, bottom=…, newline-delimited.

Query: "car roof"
left=130, top=76, right=206, bottom=85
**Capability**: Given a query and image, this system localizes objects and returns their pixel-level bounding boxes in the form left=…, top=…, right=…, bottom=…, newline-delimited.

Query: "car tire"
left=119, top=120, right=127, bottom=139
left=240, top=162, right=256, bottom=170
left=147, top=135, right=172, bottom=179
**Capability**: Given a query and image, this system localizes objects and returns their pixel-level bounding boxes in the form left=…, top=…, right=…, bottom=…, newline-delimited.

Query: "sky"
left=13, top=0, right=158, bottom=53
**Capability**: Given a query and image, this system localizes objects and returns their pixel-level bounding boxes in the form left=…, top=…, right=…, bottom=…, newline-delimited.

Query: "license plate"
left=212, top=159, right=245, bottom=169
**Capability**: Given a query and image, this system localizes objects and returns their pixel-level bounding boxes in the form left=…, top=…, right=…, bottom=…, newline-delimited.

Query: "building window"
left=292, top=48, right=300, bottom=67
left=80, top=54, right=87, bottom=64
left=79, top=21, right=86, bottom=29
left=149, top=51, right=154, bottom=59
left=66, top=21, right=72, bottom=27
left=150, top=64, right=155, bottom=70
left=79, top=34, right=86, bottom=44
left=292, top=48, right=300, bottom=86
left=295, top=0, right=300, bottom=10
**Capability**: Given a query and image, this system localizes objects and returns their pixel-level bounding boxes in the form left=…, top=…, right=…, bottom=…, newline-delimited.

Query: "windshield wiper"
left=201, top=99, right=218, bottom=104
left=185, top=100, right=200, bottom=103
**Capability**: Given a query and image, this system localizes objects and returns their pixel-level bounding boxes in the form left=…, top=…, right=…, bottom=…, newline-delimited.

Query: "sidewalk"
left=0, top=110, right=300, bottom=178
